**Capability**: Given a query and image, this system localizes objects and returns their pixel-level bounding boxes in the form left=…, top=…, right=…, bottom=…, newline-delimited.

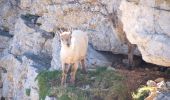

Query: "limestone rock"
left=119, top=0, right=170, bottom=66
left=87, top=44, right=118, bottom=68
left=147, top=80, right=157, bottom=87
left=0, top=0, right=170, bottom=99
left=0, top=30, right=12, bottom=58
left=0, top=0, right=19, bottom=33
left=155, top=80, right=170, bottom=100
left=0, top=53, right=51, bottom=99
left=155, top=92, right=170, bottom=100
left=155, top=78, right=165, bottom=83
left=157, top=81, right=168, bottom=91
left=36, top=0, right=140, bottom=55
left=50, top=32, right=61, bottom=70
left=10, top=18, right=53, bottom=57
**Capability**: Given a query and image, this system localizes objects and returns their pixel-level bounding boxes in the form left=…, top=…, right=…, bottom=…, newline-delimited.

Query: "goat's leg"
left=80, top=59, right=87, bottom=74
left=127, top=43, right=135, bottom=69
left=70, top=62, right=78, bottom=84
left=61, top=63, right=70, bottom=86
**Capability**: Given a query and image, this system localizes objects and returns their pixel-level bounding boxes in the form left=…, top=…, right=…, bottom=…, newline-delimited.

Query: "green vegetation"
left=132, top=86, right=153, bottom=100
left=26, top=88, right=31, bottom=96
left=35, top=70, right=62, bottom=100
left=36, top=67, right=128, bottom=100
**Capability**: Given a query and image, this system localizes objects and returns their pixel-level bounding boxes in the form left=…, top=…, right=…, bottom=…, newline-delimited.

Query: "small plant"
left=26, top=88, right=31, bottom=96
left=132, top=86, right=154, bottom=100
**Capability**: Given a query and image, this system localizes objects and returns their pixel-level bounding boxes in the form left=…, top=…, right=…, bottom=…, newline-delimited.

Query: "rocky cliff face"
left=0, top=0, right=170, bottom=99
left=120, top=0, right=170, bottom=66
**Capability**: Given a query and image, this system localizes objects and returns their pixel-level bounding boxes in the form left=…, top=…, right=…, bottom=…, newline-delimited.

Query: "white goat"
left=59, top=30, right=88, bottom=85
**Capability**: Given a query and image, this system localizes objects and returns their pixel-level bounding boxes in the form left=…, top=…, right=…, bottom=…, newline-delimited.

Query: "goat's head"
left=60, top=32, right=72, bottom=47
left=58, top=27, right=72, bottom=47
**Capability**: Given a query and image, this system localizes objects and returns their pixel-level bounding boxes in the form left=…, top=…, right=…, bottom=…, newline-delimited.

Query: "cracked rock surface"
left=120, top=0, right=170, bottom=66
left=0, top=0, right=170, bottom=99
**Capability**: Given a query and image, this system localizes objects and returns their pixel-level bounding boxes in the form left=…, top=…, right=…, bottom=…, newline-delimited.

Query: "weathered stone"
left=120, top=0, right=170, bottom=66
left=0, top=0, right=19, bottom=33
left=0, top=30, right=12, bottom=58
left=10, top=18, right=53, bottom=57
left=155, top=78, right=165, bottom=83
left=0, top=54, right=21, bottom=99
left=36, top=1, right=140, bottom=55
left=0, top=0, right=170, bottom=99
left=50, top=32, right=61, bottom=70
left=147, top=80, right=157, bottom=87
left=155, top=92, right=170, bottom=100
left=1, top=0, right=170, bottom=68
left=0, top=53, right=50, bottom=99
left=157, top=81, right=168, bottom=91
left=87, top=45, right=118, bottom=68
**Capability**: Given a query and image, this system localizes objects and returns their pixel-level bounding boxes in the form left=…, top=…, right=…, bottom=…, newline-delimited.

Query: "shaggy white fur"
left=60, top=30, right=88, bottom=85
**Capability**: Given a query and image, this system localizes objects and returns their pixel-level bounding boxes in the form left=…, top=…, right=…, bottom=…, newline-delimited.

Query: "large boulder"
left=35, top=0, right=140, bottom=69
left=0, top=53, right=51, bottom=99
left=10, top=17, right=53, bottom=57
left=0, top=54, right=39, bottom=99
left=36, top=0, right=139, bottom=55
left=119, top=0, right=170, bottom=66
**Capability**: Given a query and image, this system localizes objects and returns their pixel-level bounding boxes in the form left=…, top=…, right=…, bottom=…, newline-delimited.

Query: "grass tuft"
left=35, top=70, right=61, bottom=100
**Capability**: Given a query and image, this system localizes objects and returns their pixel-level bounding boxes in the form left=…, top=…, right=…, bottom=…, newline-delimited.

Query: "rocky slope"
left=0, top=0, right=170, bottom=99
